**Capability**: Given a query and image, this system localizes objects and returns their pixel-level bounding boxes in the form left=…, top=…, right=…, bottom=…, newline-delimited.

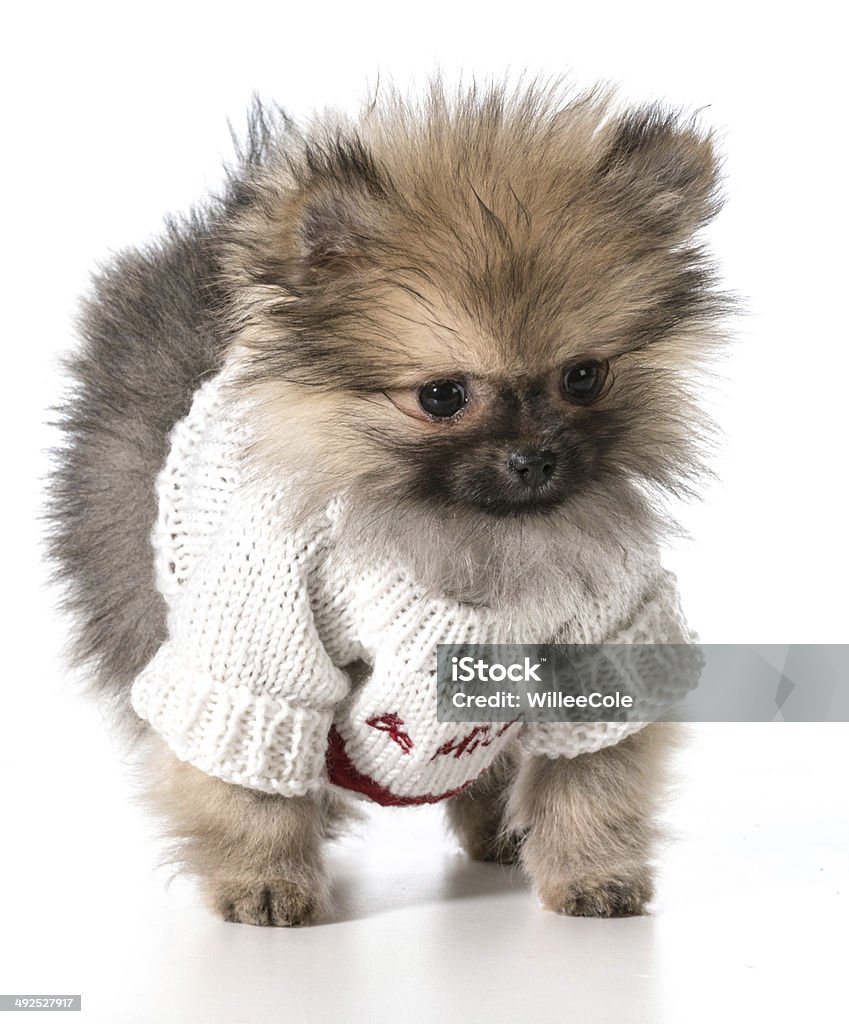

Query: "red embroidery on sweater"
left=429, top=721, right=516, bottom=761
left=325, top=727, right=478, bottom=806
left=366, top=713, right=414, bottom=754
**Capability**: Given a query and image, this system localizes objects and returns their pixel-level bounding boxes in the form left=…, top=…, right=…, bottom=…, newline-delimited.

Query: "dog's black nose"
left=507, top=449, right=557, bottom=489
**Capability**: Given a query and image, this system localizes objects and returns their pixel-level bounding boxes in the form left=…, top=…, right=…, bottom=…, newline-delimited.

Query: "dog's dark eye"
left=561, top=361, right=609, bottom=405
left=418, top=379, right=467, bottom=418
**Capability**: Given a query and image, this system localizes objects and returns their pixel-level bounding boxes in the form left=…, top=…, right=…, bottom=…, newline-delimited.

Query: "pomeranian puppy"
left=48, top=78, right=726, bottom=926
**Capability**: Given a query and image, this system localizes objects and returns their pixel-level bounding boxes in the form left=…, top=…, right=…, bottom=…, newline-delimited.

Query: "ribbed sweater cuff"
left=519, top=721, right=647, bottom=758
left=130, top=652, right=332, bottom=795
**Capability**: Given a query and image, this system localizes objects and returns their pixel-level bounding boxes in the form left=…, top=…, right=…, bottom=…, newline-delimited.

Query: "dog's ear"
left=223, top=133, right=393, bottom=298
left=596, top=107, right=721, bottom=239
left=293, top=137, right=392, bottom=278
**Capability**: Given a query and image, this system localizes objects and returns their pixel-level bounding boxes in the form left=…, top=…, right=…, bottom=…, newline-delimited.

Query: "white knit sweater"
left=130, top=370, right=692, bottom=805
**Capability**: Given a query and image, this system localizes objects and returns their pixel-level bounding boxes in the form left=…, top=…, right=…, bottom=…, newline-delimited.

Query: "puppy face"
left=222, top=82, right=726, bottom=588
left=386, top=362, right=612, bottom=518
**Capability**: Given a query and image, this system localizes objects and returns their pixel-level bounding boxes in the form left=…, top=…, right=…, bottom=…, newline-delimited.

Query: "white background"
left=1, top=2, right=846, bottom=1022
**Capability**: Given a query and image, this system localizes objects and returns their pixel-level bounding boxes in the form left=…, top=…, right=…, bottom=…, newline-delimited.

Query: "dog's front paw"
left=538, top=874, right=654, bottom=918
left=208, top=878, right=323, bottom=927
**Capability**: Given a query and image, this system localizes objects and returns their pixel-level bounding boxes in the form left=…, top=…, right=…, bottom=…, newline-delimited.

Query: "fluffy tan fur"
left=143, top=736, right=355, bottom=925
left=508, top=723, right=683, bottom=915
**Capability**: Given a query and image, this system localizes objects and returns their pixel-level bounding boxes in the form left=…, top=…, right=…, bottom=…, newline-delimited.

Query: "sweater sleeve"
left=519, top=569, right=699, bottom=759
left=130, top=484, right=351, bottom=796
